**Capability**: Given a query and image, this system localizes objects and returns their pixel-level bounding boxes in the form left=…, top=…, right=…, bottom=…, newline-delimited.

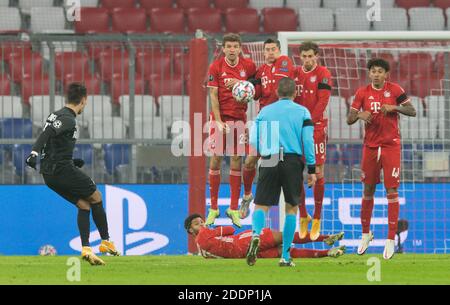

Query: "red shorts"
left=361, top=145, right=401, bottom=188
left=207, top=114, right=248, bottom=156
left=314, top=126, right=327, bottom=165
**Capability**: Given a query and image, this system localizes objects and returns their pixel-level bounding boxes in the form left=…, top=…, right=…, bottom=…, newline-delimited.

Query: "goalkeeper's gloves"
left=73, top=159, right=85, bottom=168
left=25, top=151, right=39, bottom=170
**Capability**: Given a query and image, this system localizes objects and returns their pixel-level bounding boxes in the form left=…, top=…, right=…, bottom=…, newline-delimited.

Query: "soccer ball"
left=39, top=245, right=57, bottom=256
left=232, top=81, right=255, bottom=103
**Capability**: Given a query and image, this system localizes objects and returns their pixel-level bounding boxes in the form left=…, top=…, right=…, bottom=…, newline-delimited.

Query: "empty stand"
left=29, top=95, right=65, bottom=126
left=111, top=8, right=148, bottom=33
left=19, top=0, right=54, bottom=15
left=395, top=0, right=431, bottom=9
left=136, top=51, right=172, bottom=78
left=0, top=97, right=22, bottom=118
left=409, top=8, right=445, bottom=31
left=214, top=0, right=248, bottom=10
left=323, top=0, right=359, bottom=10
left=335, top=8, right=372, bottom=31
left=101, top=0, right=136, bottom=9
left=149, top=8, right=185, bottom=33
left=298, top=8, right=334, bottom=31
left=0, top=7, right=22, bottom=31
left=224, top=8, right=260, bottom=33
left=372, top=8, right=408, bottom=31
left=249, top=0, right=284, bottom=10
left=140, top=0, right=173, bottom=9
left=177, top=0, right=211, bottom=9
left=262, top=8, right=297, bottom=32
left=74, top=8, right=110, bottom=33
left=186, top=8, right=222, bottom=33
left=30, top=7, right=67, bottom=33
left=120, top=95, right=157, bottom=122
left=286, top=0, right=321, bottom=11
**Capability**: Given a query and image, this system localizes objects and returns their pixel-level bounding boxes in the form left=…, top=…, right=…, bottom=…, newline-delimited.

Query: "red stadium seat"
left=262, top=8, right=297, bottom=33
left=177, top=0, right=211, bottom=9
left=101, top=0, right=136, bottom=9
left=55, top=52, right=90, bottom=79
left=411, top=76, right=443, bottom=98
left=149, top=74, right=185, bottom=98
left=0, top=43, right=32, bottom=63
left=21, top=75, right=50, bottom=105
left=64, top=73, right=102, bottom=95
left=433, top=0, right=450, bottom=10
left=74, top=8, right=110, bottom=33
left=175, top=52, right=190, bottom=76
left=186, top=8, right=222, bottom=33
left=399, top=53, right=433, bottom=79
left=136, top=51, right=172, bottom=79
left=111, top=8, right=148, bottom=33
left=149, top=8, right=185, bottom=33
left=0, top=77, right=11, bottom=95
left=225, top=8, right=260, bottom=33
left=434, top=52, right=447, bottom=78
left=85, top=42, right=124, bottom=60
left=97, top=49, right=130, bottom=81
left=214, top=0, right=248, bottom=10
left=395, top=0, right=431, bottom=9
left=139, top=0, right=173, bottom=9
left=7, top=52, right=44, bottom=83
left=388, top=74, right=412, bottom=95
left=110, top=74, right=146, bottom=104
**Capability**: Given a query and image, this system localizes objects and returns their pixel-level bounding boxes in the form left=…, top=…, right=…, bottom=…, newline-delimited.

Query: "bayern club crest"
left=310, top=76, right=317, bottom=83
left=384, top=91, right=391, bottom=98
left=240, top=70, right=246, bottom=78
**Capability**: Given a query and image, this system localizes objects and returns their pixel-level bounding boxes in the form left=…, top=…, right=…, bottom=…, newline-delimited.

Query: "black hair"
left=184, top=213, right=203, bottom=234
left=264, top=38, right=281, bottom=50
left=367, top=58, right=390, bottom=72
left=66, top=82, right=87, bottom=105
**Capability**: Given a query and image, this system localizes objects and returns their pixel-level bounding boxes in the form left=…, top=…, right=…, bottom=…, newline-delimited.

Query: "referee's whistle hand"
left=25, top=153, right=37, bottom=170
left=307, top=174, right=317, bottom=188
left=73, top=159, right=85, bottom=168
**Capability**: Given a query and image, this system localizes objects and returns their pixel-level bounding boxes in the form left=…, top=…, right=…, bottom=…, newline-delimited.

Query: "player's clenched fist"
left=357, top=111, right=372, bottom=123
left=25, top=151, right=38, bottom=170
left=381, top=104, right=397, bottom=115
left=308, top=173, right=317, bottom=188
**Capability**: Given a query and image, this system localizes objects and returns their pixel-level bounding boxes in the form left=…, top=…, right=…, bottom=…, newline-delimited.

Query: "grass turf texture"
left=0, top=254, right=449, bottom=285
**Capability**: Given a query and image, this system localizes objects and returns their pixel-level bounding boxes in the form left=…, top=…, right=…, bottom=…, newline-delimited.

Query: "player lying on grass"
left=185, top=214, right=345, bottom=259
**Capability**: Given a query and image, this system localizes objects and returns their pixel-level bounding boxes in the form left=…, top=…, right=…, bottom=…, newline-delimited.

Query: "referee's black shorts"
left=43, top=162, right=97, bottom=205
left=254, top=154, right=304, bottom=207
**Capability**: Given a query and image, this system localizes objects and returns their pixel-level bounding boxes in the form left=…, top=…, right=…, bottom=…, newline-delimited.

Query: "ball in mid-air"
left=232, top=81, right=255, bottom=103
left=39, top=245, right=57, bottom=256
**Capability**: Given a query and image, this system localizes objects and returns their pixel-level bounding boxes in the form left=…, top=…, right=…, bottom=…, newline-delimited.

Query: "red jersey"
left=351, top=81, right=410, bottom=148
left=195, top=226, right=248, bottom=259
left=294, top=65, right=333, bottom=126
left=207, top=56, right=257, bottom=120
left=255, top=55, right=295, bottom=109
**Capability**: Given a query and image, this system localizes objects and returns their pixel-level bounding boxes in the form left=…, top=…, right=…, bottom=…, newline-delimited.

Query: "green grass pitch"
left=1, top=254, right=449, bottom=285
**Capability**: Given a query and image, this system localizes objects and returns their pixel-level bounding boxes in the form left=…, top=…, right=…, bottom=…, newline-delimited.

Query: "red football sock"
left=243, top=167, right=256, bottom=196
left=293, top=233, right=327, bottom=244
left=387, top=193, right=399, bottom=240
left=229, top=170, right=242, bottom=210
left=313, top=177, right=325, bottom=220
left=299, top=183, right=308, bottom=217
left=290, top=248, right=328, bottom=258
left=209, top=169, right=221, bottom=210
left=361, top=196, right=374, bottom=234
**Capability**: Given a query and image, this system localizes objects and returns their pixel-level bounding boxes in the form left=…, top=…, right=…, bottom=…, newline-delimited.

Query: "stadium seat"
left=136, top=51, right=172, bottom=79
left=335, top=8, right=372, bottom=31
left=64, top=74, right=102, bottom=95
left=186, top=8, right=222, bottom=33
left=139, top=0, right=173, bottom=9
left=377, top=0, right=396, bottom=8
left=55, top=52, right=90, bottom=79
left=0, top=0, right=10, bottom=6
left=448, top=8, right=450, bottom=29
left=411, top=76, right=444, bottom=98
left=434, top=0, right=450, bottom=10
left=399, top=53, right=434, bottom=79
left=248, top=0, right=284, bottom=10
left=134, top=116, right=167, bottom=139
left=286, top=0, right=321, bottom=11
left=21, top=76, right=51, bottom=105
left=0, top=78, right=11, bottom=95
left=434, top=52, right=448, bottom=78
left=177, top=0, right=211, bottom=9
left=29, top=95, right=65, bottom=126
left=388, top=75, right=412, bottom=95
left=110, top=74, right=146, bottom=104
left=395, top=0, right=431, bottom=9
left=214, top=0, right=248, bottom=10
left=74, top=8, right=110, bottom=33
left=409, top=8, right=445, bottom=31
left=120, top=95, right=157, bottom=122
left=0, top=8, right=22, bottom=32
left=262, top=8, right=297, bottom=32
left=103, top=144, right=130, bottom=175
left=73, top=144, right=94, bottom=166
left=12, top=144, right=32, bottom=177
left=224, top=8, right=260, bottom=33
left=0, top=118, right=32, bottom=139
left=19, top=0, right=54, bottom=15
left=372, top=8, right=408, bottom=31
left=149, top=8, right=185, bottom=33
left=97, top=49, right=130, bottom=81
left=79, top=95, right=113, bottom=125
left=323, top=0, right=359, bottom=10
left=149, top=74, right=185, bottom=98
left=79, top=0, right=99, bottom=7
left=174, top=52, right=190, bottom=76
left=101, top=0, right=136, bottom=9
left=111, top=8, right=148, bottom=33
left=298, top=8, right=334, bottom=31
left=88, top=116, right=126, bottom=139
left=30, top=7, right=68, bottom=33
left=7, top=52, right=44, bottom=83
left=0, top=97, right=22, bottom=118
left=159, top=95, right=190, bottom=122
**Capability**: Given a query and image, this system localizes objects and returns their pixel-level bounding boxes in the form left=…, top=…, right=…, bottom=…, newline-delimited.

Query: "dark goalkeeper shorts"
left=254, top=154, right=305, bottom=207
left=43, top=162, right=97, bottom=205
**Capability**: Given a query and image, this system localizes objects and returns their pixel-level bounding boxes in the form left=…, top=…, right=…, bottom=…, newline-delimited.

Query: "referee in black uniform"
left=26, top=83, right=119, bottom=265
left=246, top=77, right=317, bottom=267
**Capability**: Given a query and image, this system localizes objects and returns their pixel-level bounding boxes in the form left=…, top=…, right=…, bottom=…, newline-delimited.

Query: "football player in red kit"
left=294, top=42, right=333, bottom=241
left=239, top=38, right=296, bottom=219
left=185, top=214, right=346, bottom=259
left=347, top=58, right=416, bottom=260
left=206, top=33, right=257, bottom=228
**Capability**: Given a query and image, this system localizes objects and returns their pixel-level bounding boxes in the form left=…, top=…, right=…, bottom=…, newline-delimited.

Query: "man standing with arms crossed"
left=294, top=41, right=333, bottom=241
left=246, top=78, right=316, bottom=267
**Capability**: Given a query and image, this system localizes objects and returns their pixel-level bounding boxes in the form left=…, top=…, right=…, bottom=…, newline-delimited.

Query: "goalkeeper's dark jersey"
left=34, top=107, right=78, bottom=174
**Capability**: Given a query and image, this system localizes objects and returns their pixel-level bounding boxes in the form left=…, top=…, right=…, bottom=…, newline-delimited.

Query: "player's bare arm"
left=209, top=87, right=229, bottom=133
left=381, top=102, right=416, bottom=117
left=347, top=108, right=372, bottom=125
